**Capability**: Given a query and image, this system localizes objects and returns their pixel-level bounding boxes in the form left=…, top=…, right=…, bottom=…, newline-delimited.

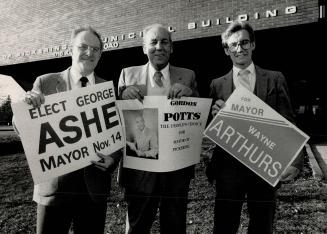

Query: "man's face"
left=224, top=29, right=255, bottom=69
left=135, top=116, right=145, bottom=131
left=143, top=27, right=173, bottom=70
left=71, top=31, right=102, bottom=76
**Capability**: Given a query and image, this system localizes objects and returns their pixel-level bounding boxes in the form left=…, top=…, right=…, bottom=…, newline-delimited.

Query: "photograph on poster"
left=123, top=109, right=159, bottom=160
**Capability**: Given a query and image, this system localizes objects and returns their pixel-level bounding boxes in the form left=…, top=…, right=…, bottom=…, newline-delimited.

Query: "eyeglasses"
left=75, top=44, right=101, bottom=53
left=227, top=39, right=251, bottom=52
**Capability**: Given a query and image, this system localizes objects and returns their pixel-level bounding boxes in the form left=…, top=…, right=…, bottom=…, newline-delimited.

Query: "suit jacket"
left=118, top=63, right=198, bottom=193
left=118, top=63, right=199, bottom=98
left=208, top=65, right=303, bottom=181
left=30, top=68, right=118, bottom=205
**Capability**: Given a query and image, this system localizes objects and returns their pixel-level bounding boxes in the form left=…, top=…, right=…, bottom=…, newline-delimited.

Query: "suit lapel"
left=169, top=66, right=181, bottom=85
left=223, top=70, right=234, bottom=100
left=55, top=68, right=70, bottom=92
left=140, top=64, right=149, bottom=84
left=254, top=65, right=268, bottom=101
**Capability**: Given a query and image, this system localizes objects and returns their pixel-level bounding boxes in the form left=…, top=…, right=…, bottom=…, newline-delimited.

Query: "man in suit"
left=207, top=21, right=303, bottom=234
left=19, top=26, right=121, bottom=234
left=118, top=23, right=199, bottom=234
left=126, top=113, right=158, bottom=159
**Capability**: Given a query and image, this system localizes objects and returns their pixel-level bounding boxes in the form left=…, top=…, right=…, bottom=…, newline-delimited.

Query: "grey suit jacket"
left=31, top=68, right=117, bottom=205
left=118, top=63, right=199, bottom=97
left=117, top=63, right=198, bottom=193
left=209, top=65, right=303, bottom=170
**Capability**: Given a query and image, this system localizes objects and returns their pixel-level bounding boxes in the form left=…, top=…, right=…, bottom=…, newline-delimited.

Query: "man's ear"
left=142, top=44, right=147, bottom=54
left=224, top=47, right=230, bottom=56
left=251, top=42, right=256, bottom=50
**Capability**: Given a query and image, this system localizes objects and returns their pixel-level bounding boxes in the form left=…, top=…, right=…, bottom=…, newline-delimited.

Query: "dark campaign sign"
left=204, top=87, right=309, bottom=186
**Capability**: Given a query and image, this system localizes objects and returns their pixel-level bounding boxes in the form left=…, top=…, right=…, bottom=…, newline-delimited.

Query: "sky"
left=0, top=74, right=25, bottom=103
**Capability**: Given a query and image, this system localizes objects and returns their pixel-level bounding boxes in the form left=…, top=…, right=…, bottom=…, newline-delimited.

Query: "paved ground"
left=308, top=142, right=327, bottom=181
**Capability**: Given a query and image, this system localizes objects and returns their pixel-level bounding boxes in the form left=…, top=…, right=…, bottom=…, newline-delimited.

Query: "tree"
left=0, top=95, right=13, bottom=125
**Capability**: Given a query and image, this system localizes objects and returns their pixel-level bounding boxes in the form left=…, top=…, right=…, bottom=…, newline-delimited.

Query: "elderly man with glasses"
left=206, top=21, right=303, bottom=234
left=16, top=26, right=121, bottom=234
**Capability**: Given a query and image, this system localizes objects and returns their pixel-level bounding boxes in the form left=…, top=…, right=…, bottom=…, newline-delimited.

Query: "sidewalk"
left=0, top=125, right=13, bottom=131
left=307, top=142, right=327, bottom=181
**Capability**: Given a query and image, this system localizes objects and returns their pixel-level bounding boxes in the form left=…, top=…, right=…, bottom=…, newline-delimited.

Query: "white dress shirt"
left=148, top=63, right=171, bottom=89
left=70, top=68, right=95, bottom=90
left=232, top=62, right=256, bottom=93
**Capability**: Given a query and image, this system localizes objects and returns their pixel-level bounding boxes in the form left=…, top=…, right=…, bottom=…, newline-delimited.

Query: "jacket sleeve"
left=276, top=72, right=303, bottom=170
left=117, top=69, right=126, bottom=100
left=190, top=71, right=199, bottom=97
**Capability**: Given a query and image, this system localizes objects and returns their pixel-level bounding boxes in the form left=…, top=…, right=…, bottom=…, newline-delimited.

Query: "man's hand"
left=135, top=150, right=146, bottom=157
left=91, top=152, right=115, bottom=171
left=121, top=86, right=144, bottom=102
left=211, top=99, right=225, bottom=117
left=24, top=90, right=45, bottom=108
left=168, top=83, right=192, bottom=99
left=126, top=141, right=137, bottom=152
left=280, top=165, right=300, bottom=182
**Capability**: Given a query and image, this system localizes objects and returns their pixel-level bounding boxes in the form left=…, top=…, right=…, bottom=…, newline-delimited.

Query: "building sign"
left=0, top=4, right=314, bottom=65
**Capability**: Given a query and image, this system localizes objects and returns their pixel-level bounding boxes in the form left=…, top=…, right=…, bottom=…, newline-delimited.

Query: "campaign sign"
left=11, top=81, right=124, bottom=184
left=204, top=87, right=309, bottom=187
left=116, top=96, right=211, bottom=172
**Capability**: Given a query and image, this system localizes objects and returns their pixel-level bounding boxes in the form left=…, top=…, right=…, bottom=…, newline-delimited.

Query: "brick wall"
left=0, top=0, right=319, bottom=66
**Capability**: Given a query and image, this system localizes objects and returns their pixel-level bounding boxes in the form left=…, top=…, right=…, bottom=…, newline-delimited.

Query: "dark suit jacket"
left=30, top=68, right=119, bottom=205
left=118, top=63, right=198, bottom=193
left=208, top=65, right=303, bottom=181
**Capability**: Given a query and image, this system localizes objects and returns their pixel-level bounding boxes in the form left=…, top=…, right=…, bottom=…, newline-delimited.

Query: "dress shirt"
left=70, top=68, right=95, bottom=90
left=233, top=62, right=256, bottom=93
left=148, top=63, right=171, bottom=91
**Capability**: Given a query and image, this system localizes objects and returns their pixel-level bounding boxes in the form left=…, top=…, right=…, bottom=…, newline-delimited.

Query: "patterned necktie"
left=238, top=69, right=251, bottom=91
left=80, top=77, right=88, bottom=87
left=153, top=71, right=163, bottom=87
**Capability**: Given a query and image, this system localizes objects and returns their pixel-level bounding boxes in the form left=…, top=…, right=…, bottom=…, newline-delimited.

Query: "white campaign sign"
left=116, top=96, right=211, bottom=172
left=11, top=81, right=124, bottom=184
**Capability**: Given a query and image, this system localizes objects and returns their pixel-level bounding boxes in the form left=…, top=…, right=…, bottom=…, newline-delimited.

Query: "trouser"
left=213, top=165, right=278, bottom=234
left=36, top=198, right=107, bottom=234
left=125, top=174, right=191, bottom=234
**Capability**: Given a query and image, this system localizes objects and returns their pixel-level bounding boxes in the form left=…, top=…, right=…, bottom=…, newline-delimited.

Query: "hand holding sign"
left=168, top=83, right=193, bottom=99
left=91, top=152, right=115, bottom=171
left=280, top=165, right=300, bottom=181
left=211, top=99, right=225, bottom=117
left=121, top=85, right=144, bottom=102
left=25, top=90, right=45, bottom=107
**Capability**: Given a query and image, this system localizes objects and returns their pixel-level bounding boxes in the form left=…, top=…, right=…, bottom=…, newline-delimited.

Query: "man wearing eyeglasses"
left=17, top=26, right=121, bottom=234
left=207, top=21, right=303, bottom=233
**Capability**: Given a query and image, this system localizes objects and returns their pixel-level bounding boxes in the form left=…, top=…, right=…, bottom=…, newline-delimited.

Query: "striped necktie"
left=153, top=71, right=163, bottom=87
left=238, top=69, right=251, bottom=91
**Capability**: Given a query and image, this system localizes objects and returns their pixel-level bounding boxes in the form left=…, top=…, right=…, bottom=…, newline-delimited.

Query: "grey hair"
left=142, top=23, right=172, bottom=43
left=70, top=26, right=103, bottom=52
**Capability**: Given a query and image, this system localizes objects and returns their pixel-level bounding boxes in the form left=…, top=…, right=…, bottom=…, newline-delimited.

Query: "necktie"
left=153, top=71, right=163, bottom=87
left=238, top=69, right=251, bottom=91
left=80, top=77, right=88, bottom=87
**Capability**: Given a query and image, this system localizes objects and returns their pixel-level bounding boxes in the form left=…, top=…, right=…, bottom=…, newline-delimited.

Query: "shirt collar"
left=149, top=63, right=170, bottom=87
left=70, top=67, right=95, bottom=86
left=233, top=62, right=255, bottom=78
